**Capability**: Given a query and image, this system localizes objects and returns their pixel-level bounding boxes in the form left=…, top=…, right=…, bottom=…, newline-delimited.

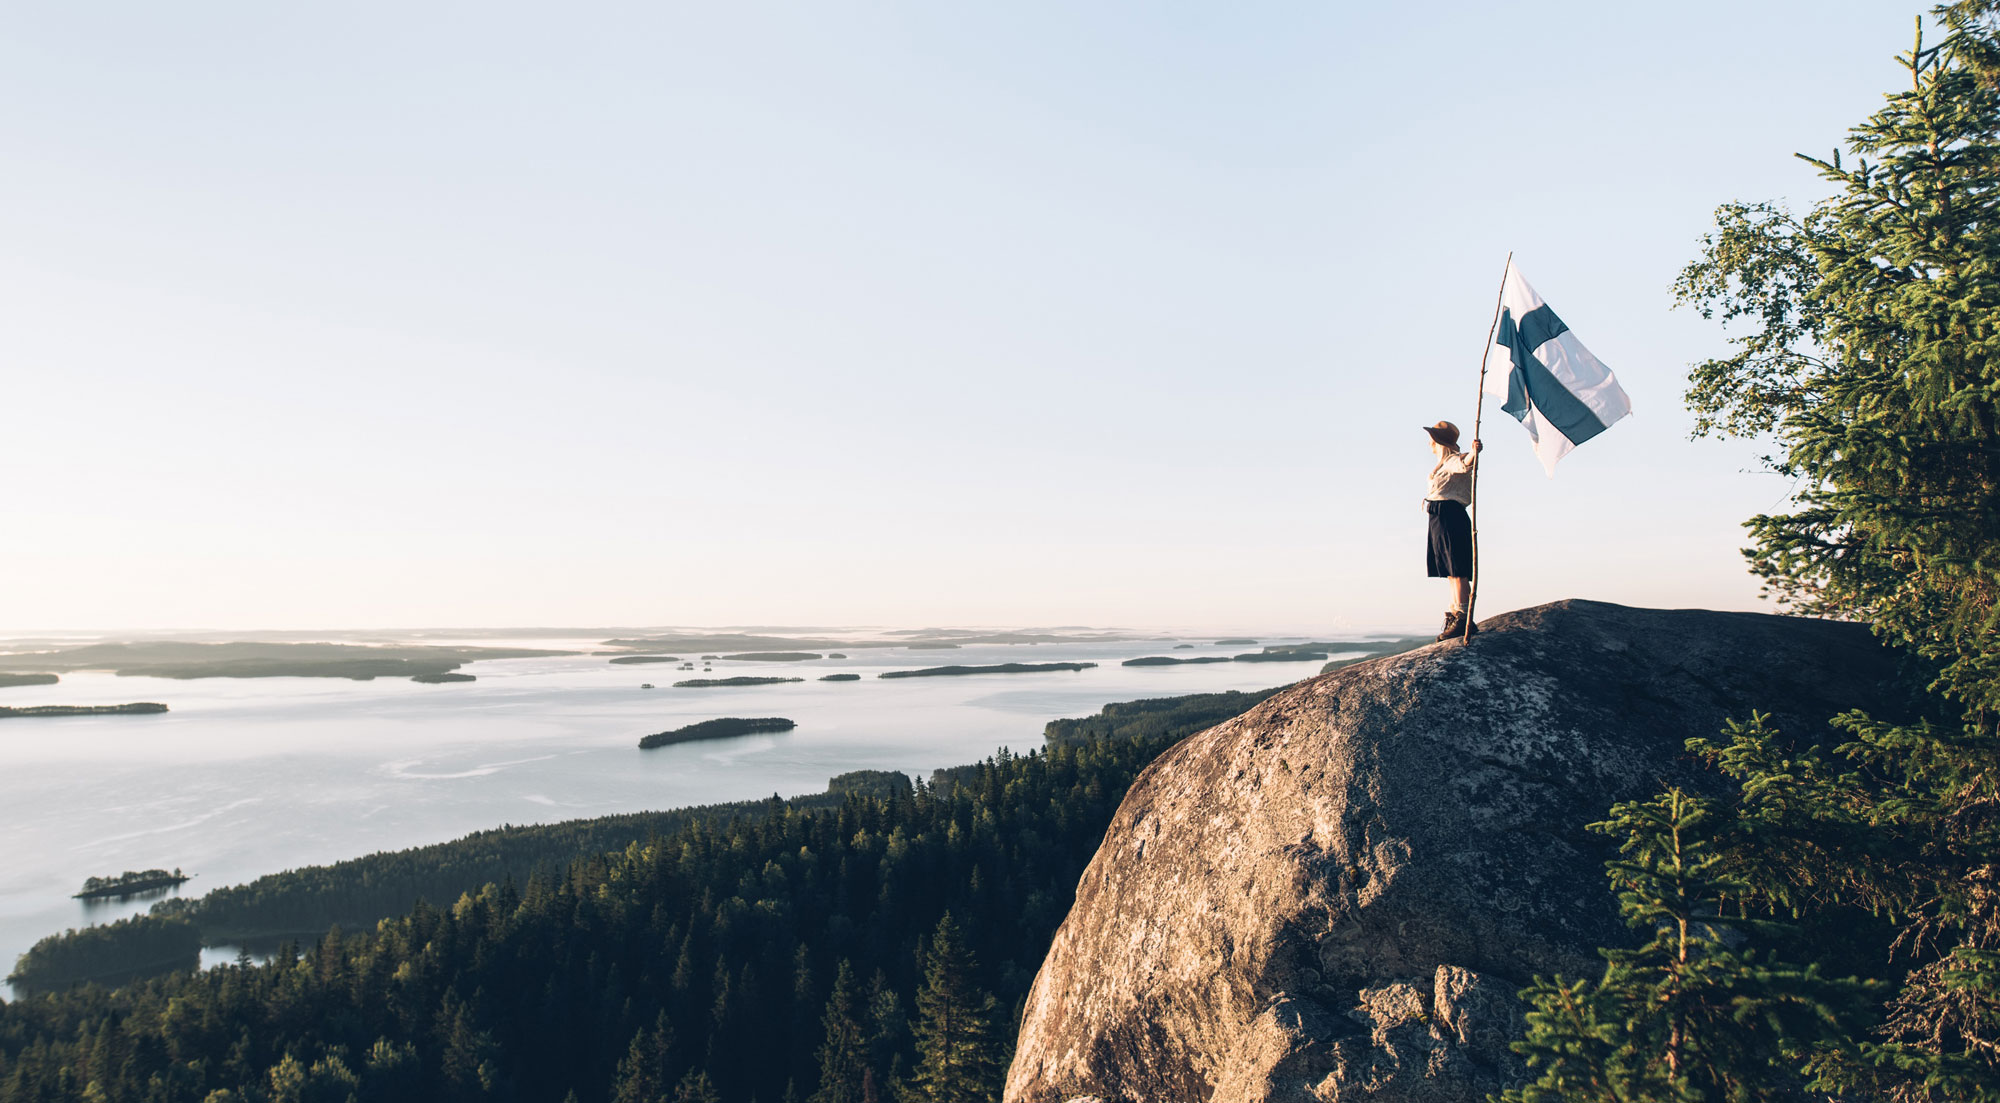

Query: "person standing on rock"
left=1424, top=421, right=1481, bottom=640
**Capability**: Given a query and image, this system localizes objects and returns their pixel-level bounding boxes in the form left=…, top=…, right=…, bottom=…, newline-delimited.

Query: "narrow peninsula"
left=672, top=676, right=804, bottom=688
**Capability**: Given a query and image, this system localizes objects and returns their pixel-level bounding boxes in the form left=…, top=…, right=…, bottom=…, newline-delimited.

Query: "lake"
left=0, top=633, right=1362, bottom=995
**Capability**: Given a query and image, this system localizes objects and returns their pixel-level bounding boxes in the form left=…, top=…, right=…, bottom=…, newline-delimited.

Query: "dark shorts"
left=1426, top=499, right=1471, bottom=578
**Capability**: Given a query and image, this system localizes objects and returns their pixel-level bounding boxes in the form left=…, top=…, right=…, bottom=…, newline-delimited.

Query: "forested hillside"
left=0, top=687, right=1276, bottom=1102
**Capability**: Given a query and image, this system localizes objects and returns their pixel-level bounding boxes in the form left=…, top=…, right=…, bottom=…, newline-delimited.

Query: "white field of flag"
left=1482, top=261, right=1631, bottom=475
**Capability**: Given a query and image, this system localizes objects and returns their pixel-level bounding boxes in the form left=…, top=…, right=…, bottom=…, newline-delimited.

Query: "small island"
left=1122, top=655, right=1234, bottom=667
left=719, top=652, right=822, bottom=662
left=827, top=653, right=848, bottom=659
left=640, top=683, right=655, bottom=689
left=75, top=868, right=189, bottom=899
left=639, top=717, right=795, bottom=749
left=610, top=655, right=678, bottom=665
left=0, top=703, right=168, bottom=718
left=906, top=642, right=962, bottom=650
left=0, top=673, right=58, bottom=688
left=1172, top=644, right=1195, bottom=650
left=879, top=662, right=1095, bottom=679
left=411, top=672, right=476, bottom=683
left=672, top=676, right=805, bottom=688
left=819, top=673, right=861, bottom=682
left=1215, top=638, right=1258, bottom=646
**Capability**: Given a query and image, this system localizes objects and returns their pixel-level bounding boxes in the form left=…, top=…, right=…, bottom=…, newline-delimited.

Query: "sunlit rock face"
left=1004, top=600, right=1900, bottom=1103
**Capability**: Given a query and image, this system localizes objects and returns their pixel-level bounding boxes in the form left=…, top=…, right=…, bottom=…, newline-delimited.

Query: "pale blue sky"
left=0, top=2, right=1924, bottom=632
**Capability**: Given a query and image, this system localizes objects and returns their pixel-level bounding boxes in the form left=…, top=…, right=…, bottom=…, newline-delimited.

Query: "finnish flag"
left=1483, top=261, right=1631, bottom=475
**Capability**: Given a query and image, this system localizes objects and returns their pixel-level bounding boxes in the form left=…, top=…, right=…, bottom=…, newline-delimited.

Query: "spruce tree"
left=612, top=1013, right=677, bottom=1103
left=901, top=914, right=1002, bottom=1103
left=812, top=962, right=870, bottom=1103
left=1657, top=6, right=2000, bottom=1097
left=1504, top=789, right=1876, bottom=1102
left=674, top=1069, right=722, bottom=1103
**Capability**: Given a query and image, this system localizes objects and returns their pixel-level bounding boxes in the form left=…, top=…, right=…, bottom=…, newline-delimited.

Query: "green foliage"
left=1040, top=687, right=1283, bottom=748
left=0, top=729, right=1182, bottom=1102
left=811, top=963, right=868, bottom=1103
left=1581, top=9, right=2000, bottom=1098
left=1673, top=12, right=2000, bottom=715
left=903, top=915, right=1002, bottom=1103
left=7, top=915, right=200, bottom=994
left=1504, top=789, right=1876, bottom=1102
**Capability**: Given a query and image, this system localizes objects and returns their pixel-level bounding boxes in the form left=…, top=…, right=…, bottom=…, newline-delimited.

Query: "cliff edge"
left=1004, top=600, right=1901, bottom=1103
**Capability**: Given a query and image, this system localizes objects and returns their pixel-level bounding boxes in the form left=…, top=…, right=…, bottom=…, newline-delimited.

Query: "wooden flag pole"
left=1463, top=251, right=1512, bottom=645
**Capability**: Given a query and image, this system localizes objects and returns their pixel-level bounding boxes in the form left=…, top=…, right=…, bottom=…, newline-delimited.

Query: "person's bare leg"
left=1449, top=577, right=1469, bottom=613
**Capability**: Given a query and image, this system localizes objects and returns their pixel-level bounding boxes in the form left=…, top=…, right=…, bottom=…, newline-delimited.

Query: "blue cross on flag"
left=1483, top=260, right=1632, bottom=474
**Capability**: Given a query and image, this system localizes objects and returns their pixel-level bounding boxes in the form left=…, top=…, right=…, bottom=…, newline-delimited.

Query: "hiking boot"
left=1436, top=612, right=1462, bottom=641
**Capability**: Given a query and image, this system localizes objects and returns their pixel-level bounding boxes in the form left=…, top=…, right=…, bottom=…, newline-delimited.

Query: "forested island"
left=638, top=717, right=796, bottom=749
left=0, top=702, right=167, bottom=718
left=906, top=642, right=961, bottom=650
left=410, top=672, right=475, bottom=684
left=0, top=682, right=1265, bottom=1100
left=820, top=673, right=861, bottom=681
left=1122, top=655, right=1233, bottom=666
left=0, top=672, right=58, bottom=688
left=718, top=652, right=822, bottom=662
left=609, top=655, right=677, bottom=665
left=1215, top=638, right=1257, bottom=645
left=671, top=676, right=804, bottom=688
left=75, top=869, right=188, bottom=899
left=879, top=662, right=1095, bottom=679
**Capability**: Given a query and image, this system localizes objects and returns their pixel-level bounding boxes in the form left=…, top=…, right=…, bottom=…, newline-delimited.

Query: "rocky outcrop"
left=1005, top=600, right=1900, bottom=1103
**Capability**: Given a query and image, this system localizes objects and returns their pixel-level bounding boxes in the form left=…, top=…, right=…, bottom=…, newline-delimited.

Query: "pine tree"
left=811, top=961, right=869, bottom=1103
left=1503, top=789, right=1876, bottom=1102
left=901, top=914, right=1002, bottom=1103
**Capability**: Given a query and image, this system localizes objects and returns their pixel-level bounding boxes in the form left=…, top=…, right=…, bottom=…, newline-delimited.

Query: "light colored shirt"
left=1426, top=451, right=1476, bottom=505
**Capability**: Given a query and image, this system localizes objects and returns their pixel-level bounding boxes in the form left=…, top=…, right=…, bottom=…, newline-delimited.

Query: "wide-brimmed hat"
left=1422, top=420, right=1461, bottom=448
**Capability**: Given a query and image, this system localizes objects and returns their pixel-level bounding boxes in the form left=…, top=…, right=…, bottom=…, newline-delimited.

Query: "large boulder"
left=1004, top=600, right=1901, bottom=1103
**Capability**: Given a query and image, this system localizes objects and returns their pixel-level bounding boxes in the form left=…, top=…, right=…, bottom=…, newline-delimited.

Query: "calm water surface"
left=1, top=635, right=1360, bottom=994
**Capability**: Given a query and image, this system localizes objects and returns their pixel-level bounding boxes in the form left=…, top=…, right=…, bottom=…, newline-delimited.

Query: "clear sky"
left=0, top=2, right=1927, bottom=633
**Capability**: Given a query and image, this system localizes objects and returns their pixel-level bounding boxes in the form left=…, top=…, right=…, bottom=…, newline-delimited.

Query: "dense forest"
left=0, top=686, right=1278, bottom=1103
